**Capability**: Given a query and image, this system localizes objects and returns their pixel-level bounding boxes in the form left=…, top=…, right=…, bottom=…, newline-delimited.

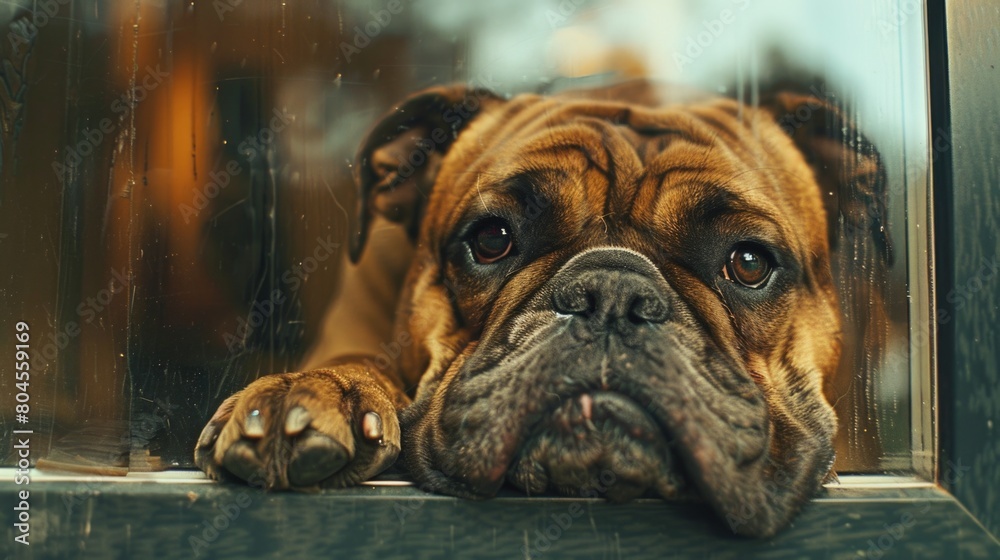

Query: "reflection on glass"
left=0, top=0, right=929, bottom=477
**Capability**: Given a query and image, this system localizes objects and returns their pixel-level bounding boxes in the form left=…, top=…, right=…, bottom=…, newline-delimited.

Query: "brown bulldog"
left=195, top=80, right=889, bottom=537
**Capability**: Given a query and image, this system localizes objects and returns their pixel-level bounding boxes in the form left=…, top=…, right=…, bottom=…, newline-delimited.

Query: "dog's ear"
left=762, top=92, right=892, bottom=265
left=763, top=91, right=895, bottom=469
left=350, top=85, right=502, bottom=262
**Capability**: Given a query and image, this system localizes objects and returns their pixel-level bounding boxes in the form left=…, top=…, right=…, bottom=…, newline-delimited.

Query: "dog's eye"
left=722, top=245, right=773, bottom=288
left=470, top=218, right=513, bottom=264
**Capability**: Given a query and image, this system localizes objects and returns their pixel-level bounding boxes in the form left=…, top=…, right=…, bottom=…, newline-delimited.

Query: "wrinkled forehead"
left=434, top=96, right=816, bottom=244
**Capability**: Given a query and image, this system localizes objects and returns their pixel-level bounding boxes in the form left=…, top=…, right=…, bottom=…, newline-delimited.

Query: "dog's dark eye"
left=470, top=218, right=513, bottom=264
left=723, top=245, right=773, bottom=288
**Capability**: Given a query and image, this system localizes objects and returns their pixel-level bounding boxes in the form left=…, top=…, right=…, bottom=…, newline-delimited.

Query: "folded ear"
left=763, top=91, right=895, bottom=469
left=350, top=85, right=502, bottom=262
left=763, top=92, right=892, bottom=265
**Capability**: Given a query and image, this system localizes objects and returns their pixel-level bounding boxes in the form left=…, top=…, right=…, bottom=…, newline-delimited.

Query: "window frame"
left=930, top=0, right=999, bottom=544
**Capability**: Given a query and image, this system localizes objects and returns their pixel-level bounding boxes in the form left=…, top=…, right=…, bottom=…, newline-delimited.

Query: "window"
left=1, top=0, right=996, bottom=555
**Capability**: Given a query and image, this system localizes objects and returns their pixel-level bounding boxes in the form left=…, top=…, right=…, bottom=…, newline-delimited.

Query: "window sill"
left=2, top=469, right=997, bottom=558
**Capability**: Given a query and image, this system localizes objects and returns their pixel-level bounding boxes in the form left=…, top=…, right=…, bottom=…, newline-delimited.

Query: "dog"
left=195, top=80, right=889, bottom=537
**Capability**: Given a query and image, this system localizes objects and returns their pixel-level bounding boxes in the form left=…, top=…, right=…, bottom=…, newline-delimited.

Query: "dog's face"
left=351, top=81, right=888, bottom=536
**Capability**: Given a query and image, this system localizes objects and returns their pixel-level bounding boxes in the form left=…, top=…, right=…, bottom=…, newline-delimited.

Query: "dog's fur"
left=195, top=80, right=889, bottom=537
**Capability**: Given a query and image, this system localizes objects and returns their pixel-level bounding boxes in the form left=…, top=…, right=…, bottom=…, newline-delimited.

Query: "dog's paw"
left=194, top=365, right=402, bottom=490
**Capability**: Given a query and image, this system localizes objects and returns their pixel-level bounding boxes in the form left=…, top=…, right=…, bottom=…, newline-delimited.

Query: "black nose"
left=550, top=248, right=670, bottom=334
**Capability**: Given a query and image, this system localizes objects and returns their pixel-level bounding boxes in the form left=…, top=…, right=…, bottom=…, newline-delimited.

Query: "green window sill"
left=2, top=470, right=997, bottom=559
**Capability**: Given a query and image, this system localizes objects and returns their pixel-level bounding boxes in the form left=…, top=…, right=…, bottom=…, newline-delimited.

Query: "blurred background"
left=0, top=0, right=930, bottom=476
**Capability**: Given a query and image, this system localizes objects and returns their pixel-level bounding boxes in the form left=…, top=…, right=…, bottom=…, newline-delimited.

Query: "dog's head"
left=350, top=80, right=889, bottom=537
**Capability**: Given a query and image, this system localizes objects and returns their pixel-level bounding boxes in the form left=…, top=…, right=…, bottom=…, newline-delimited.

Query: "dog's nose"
left=550, top=248, right=670, bottom=330
left=552, top=270, right=668, bottom=325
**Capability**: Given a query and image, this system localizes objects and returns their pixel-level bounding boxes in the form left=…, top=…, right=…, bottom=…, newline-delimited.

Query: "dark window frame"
left=931, top=0, right=999, bottom=546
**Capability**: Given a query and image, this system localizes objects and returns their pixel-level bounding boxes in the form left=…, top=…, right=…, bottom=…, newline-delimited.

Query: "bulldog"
left=195, top=80, right=889, bottom=537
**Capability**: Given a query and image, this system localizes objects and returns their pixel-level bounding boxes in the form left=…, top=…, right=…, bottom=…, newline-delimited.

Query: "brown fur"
left=196, top=80, right=888, bottom=537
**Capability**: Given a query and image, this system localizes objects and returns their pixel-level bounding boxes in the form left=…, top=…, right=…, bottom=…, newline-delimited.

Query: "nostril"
left=583, top=291, right=597, bottom=317
left=628, top=294, right=668, bottom=324
left=553, top=282, right=595, bottom=316
left=627, top=305, right=645, bottom=324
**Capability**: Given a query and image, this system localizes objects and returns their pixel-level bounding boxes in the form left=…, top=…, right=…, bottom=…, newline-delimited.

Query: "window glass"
left=0, top=0, right=931, bottom=476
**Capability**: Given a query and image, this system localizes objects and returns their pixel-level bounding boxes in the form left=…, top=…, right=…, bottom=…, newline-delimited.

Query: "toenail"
left=284, top=406, right=312, bottom=436
left=245, top=409, right=265, bottom=438
left=362, top=412, right=383, bottom=441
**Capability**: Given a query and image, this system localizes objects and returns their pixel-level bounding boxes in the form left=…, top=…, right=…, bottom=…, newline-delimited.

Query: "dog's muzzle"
left=421, top=248, right=727, bottom=501
left=505, top=248, right=688, bottom=500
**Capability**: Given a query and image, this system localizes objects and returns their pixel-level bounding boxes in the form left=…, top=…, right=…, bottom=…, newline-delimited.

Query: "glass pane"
left=0, top=0, right=931, bottom=480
